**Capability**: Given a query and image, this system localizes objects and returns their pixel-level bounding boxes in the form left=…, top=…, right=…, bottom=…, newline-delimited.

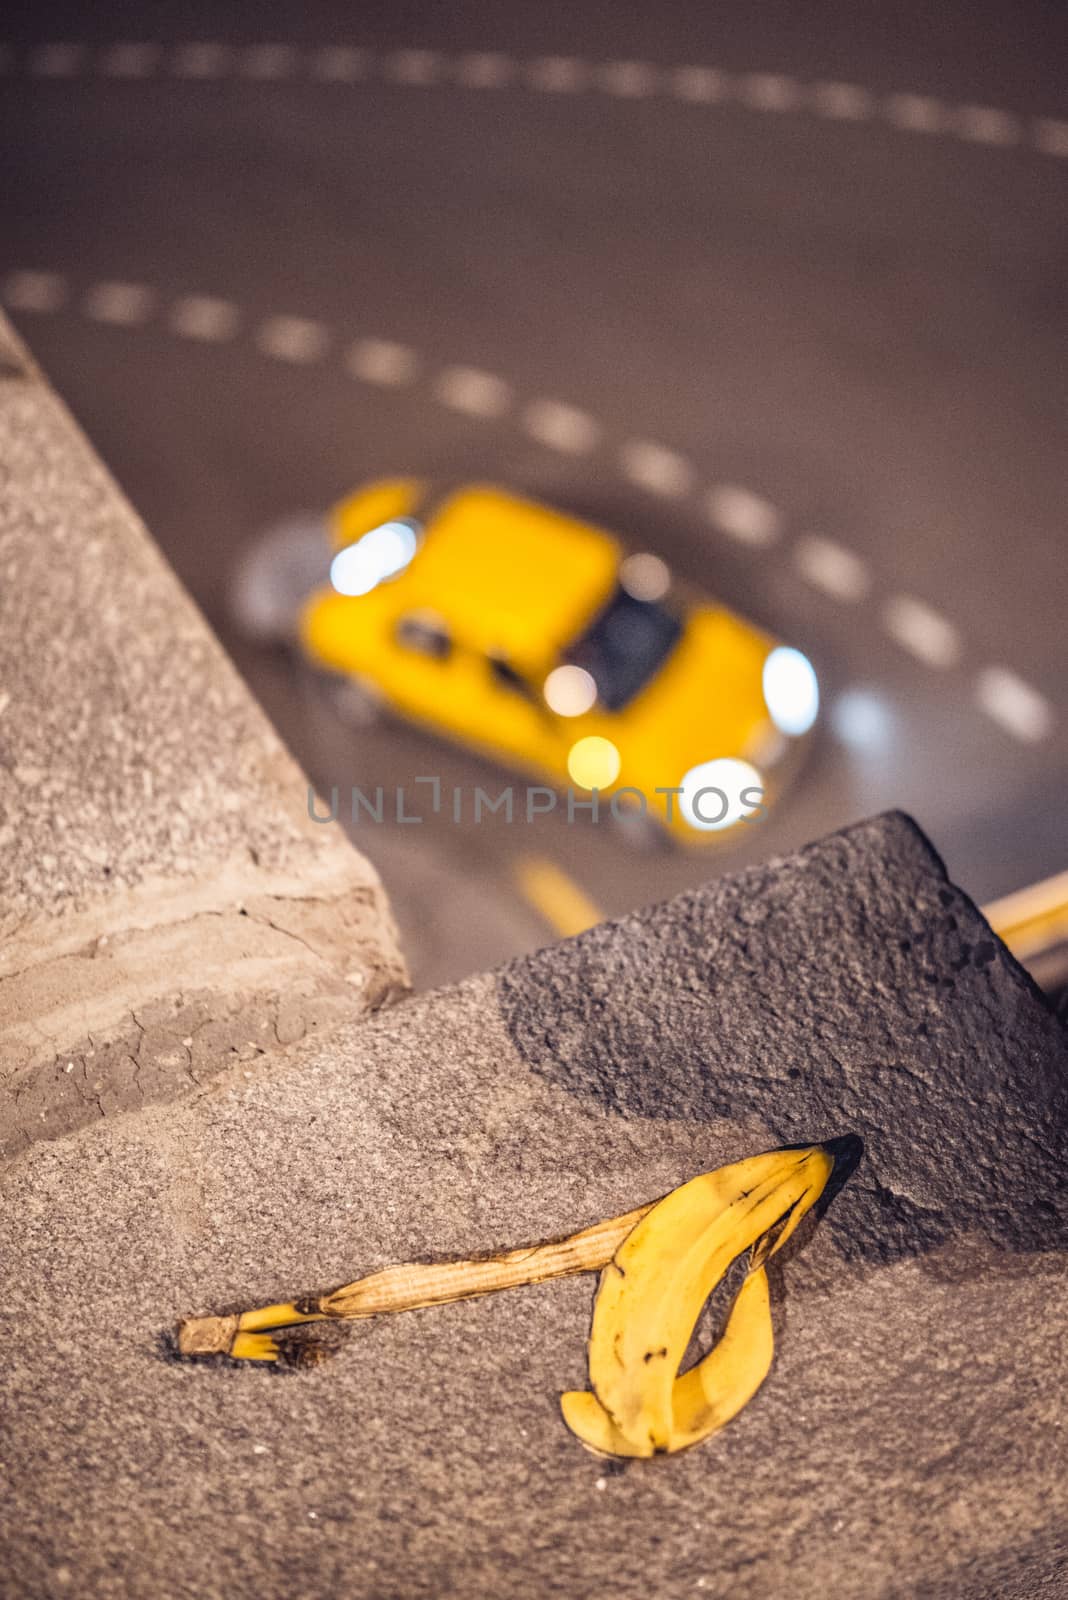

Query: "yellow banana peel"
left=562, top=1144, right=833, bottom=1457
left=176, top=1140, right=853, bottom=1460
left=560, top=1265, right=773, bottom=1457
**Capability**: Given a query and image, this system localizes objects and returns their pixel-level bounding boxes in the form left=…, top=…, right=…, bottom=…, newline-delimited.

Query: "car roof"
left=403, top=486, right=621, bottom=665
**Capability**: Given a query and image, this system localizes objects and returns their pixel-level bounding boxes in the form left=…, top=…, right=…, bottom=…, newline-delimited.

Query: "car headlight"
left=329, top=519, right=419, bottom=597
left=762, top=646, right=819, bottom=736
left=678, top=758, right=764, bottom=831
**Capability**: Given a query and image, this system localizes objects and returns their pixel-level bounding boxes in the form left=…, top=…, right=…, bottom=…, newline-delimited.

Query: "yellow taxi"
left=238, top=479, right=819, bottom=845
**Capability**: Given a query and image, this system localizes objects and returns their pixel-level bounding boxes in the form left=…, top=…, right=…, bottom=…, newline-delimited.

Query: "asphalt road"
left=2, top=1, right=1065, bottom=985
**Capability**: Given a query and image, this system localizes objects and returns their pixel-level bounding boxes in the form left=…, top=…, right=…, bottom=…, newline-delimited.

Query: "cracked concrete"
left=0, top=313, right=407, bottom=1150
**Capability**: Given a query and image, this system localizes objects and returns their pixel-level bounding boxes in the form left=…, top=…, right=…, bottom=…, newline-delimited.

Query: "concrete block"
left=0, top=813, right=1064, bottom=1598
left=0, top=314, right=407, bottom=1155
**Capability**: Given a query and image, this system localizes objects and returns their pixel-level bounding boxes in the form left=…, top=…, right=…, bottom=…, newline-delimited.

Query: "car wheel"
left=229, top=514, right=332, bottom=645
left=310, top=666, right=384, bottom=730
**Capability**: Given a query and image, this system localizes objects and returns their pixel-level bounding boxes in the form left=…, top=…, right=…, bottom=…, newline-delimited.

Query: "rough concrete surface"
left=0, top=313, right=407, bottom=1153
left=1, top=813, right=1065, bottom=1600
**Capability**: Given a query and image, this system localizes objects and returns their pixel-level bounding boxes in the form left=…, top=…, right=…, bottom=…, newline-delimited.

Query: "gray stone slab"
left=0, top=314, right=407, bottom=1153
left=498, top=811, right=1068, bottom=1268
left=0, top=813, right=1064, bottom=1599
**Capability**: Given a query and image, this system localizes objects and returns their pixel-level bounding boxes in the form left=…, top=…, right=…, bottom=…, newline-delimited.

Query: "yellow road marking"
left=984, top=869, right=1068, bottom=963
left=515, top=856, right=604, bottom=938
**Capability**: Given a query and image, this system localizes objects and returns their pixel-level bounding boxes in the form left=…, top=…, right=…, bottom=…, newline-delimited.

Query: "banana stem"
left=177, top=1202, right=653, bottom=1359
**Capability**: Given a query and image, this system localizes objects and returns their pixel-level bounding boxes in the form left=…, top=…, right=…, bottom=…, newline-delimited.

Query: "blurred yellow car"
left=234, top=479, right=819, bottom=845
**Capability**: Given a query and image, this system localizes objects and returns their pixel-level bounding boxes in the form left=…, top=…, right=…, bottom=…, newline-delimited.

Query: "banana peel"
left=560, top=1265, right=773, bottom=1457
left=176, top=1204, right=654, bottom=1363
left=561, top=1144, right=833, bottom=1458
left=176, top=1140, right=855, bottom=1460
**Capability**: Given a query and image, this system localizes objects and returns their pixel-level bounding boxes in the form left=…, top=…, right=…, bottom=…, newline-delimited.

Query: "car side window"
left=396, top=614, right=452, bottom=660
left=488, top=655, right=536, bottom=701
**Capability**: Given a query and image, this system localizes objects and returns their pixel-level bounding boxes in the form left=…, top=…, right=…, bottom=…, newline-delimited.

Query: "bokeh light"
left=679, top=757, right=764, bottom=831
left=567, top=735, right=622, bottom=790
left=544, top=664, right=598, bottom=716
left=763, top=647, right=820, bottom=737
left=619, top=552, right=671, bottom=602
left=330, top=519, right=419, bottom=597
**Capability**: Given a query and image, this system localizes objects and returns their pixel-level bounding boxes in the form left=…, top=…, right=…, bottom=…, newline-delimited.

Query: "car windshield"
left=565, top=584, right=683, bottom=712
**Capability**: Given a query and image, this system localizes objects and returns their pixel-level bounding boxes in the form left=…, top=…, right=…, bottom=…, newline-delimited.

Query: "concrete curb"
left=0, top=813, right=1064, bottom=1598
left=0, top=312, right=408, bottom=1155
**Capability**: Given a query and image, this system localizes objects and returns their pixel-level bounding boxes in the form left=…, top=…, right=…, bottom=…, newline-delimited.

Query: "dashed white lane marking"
left=240, top=44, right=299, bottom=81
left=254, top=315, right=330, bottom=363
left=705, top=484, right=782, bottom=546
left=83, top=280, right=156, bottom=325
left=311, top=46, right=369, bottom=82
left=172, top=42, right=233, bottom=79
left=956, top=105, right=1020, bottom=146
left=882, top=594, right=961, bottom=667
left=1, top=269, right=68, bottom=312
left=457, top=52, right=513, bottom=89
left=976, top=667, right=1055, bottom=743
left=8, top=43, right=1066, bottom=158
left=794, top=534, right=872, bottom=602
left=1033, top=117, right=1068, bottom=157
left=346, top=337, right=419, bottom=386
left=387, top=49, right=441, bottom=86
left=169, top=294, right=240, bottom=341
left=618, top=440, right=695, bottom=497
left=884, top=92, right=945, bottom=134
left=600, top=61, right=659, bottom=98
left=522, top=399, right=601, bottom=453
left=0, top=269, right=1056, bottom=744
left=672, top=65, right=727, bottom=103
left=435, top=365, right=513, bottom=417
left=99, top=42, right=161, bottom=78
left=740, top=73, right=801, bottom=113
left=29, top=42, right=85, bottom=78
left=811, top=81, right=875, bottom=121
left=526, top=56, right=589, bottom=93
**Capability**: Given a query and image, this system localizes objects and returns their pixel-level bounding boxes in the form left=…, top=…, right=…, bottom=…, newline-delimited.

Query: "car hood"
left=610, top=604, right=779, bottom=790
